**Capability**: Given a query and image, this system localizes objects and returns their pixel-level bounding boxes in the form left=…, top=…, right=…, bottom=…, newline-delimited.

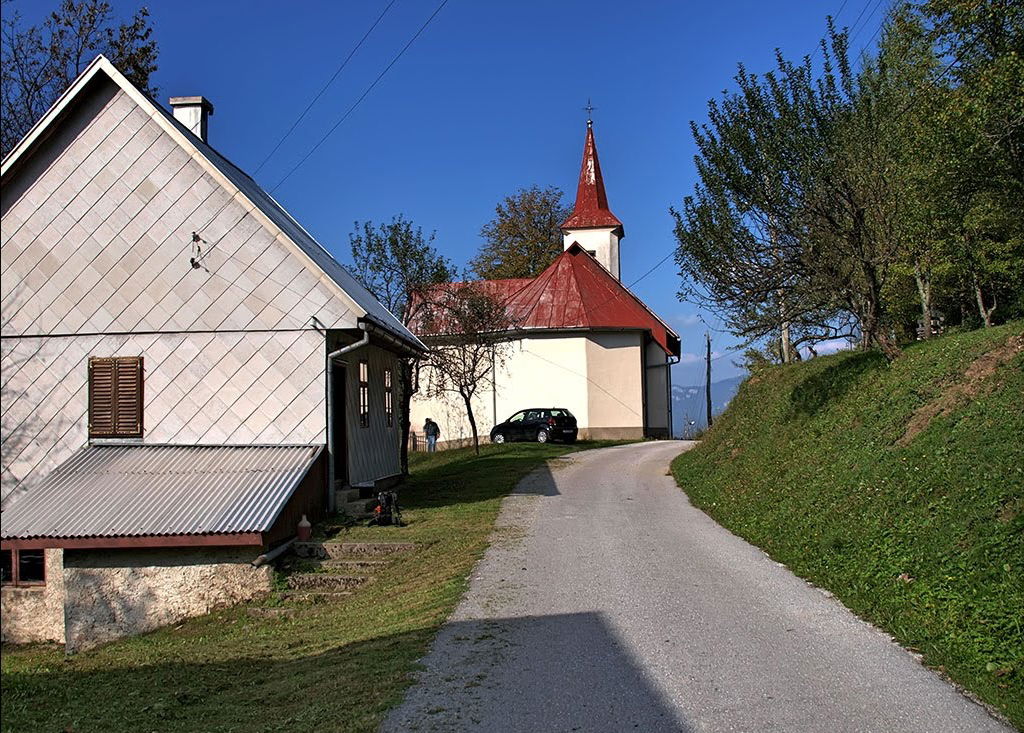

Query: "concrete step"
left=336, top=487, right=362, bottom=504
left=286, top=573, right=368, bottom=591
left=294, top=541, right=417, bottom=560
left=341, top=498, right=374, bottom=519
left=282, top=590, right=353, bottom=603
left=324, top=558, right=389, bottom=572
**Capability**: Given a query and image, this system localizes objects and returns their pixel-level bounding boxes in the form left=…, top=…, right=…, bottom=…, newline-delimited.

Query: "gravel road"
left=381, top=440, right=1010, bottom=732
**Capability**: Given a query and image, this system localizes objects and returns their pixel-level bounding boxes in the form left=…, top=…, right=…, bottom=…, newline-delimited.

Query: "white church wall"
left=410, top=334, right=592, bottom=448
left=585, top=332, right=645, bottom=439
left=644, top=340, right=671, bottom=438
left=563, top=227, right=620, bottom=279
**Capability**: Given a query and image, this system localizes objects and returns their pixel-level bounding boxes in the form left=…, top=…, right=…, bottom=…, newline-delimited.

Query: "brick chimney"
left=169, top=96, right=214, bottom=143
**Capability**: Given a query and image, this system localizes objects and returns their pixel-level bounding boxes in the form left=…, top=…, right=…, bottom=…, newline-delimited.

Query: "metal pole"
left=705, top=331, right=713, bottom=429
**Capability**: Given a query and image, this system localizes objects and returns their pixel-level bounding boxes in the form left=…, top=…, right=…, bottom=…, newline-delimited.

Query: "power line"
left=270, top=0, right=451, bottom=193
left=253, top=0, right=399, bottom=175
left=849, top=0, right=889, bottom=48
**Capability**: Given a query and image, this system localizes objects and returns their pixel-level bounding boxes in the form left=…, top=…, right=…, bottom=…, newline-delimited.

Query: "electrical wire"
left=253, top=0, right=399, bottom=175
left=270, top=0, right=451, bottom=193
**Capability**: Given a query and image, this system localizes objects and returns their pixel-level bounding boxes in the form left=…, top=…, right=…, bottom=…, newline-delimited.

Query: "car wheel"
left=536, top=429, right=549, bottom=444
left=493, top=433, right=506, bottom=444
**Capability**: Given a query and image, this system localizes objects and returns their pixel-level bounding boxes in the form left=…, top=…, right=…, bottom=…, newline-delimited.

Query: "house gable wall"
left=0, top=78, right=345, bottom=500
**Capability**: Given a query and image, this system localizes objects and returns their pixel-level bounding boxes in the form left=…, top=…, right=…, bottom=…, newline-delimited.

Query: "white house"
left=410, top=121, right=680, bottom=445
left=0, top=56, right=424, bottom=649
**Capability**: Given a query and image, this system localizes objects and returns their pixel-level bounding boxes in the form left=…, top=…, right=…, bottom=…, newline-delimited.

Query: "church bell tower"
left=561, top=118, right=624, bottom=280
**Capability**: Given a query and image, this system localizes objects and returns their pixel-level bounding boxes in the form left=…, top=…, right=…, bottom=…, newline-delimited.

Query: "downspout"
left=251, top=537, right=296, bottom=568
left=326, top=323, right=370, bottom=513
left=666, top=354, right=678, bottom=439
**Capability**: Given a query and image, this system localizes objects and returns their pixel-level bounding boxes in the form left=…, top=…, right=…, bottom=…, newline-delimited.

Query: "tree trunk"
left=861, top=261, right=901, bottom=361
left=975, top=279, right=996, bottom=327
left=398, top=360, right=415, bottom=475
left=463, top=393, right=480, bottom=455
left=914, top=265, right=932, bottom=340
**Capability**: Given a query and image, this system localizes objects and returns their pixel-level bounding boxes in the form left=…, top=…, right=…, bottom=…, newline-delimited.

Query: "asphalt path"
left=381, top=441, right=1010, bottom=732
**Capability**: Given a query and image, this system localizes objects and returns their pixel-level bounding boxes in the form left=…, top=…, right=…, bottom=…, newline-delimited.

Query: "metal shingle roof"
left=0, top=444, right=322, bottom=540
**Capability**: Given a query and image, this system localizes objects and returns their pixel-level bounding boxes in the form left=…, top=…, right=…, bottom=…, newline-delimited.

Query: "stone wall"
left=62, top=547, right=272, bottom=652
left=0, top=548, right=66, bottom=644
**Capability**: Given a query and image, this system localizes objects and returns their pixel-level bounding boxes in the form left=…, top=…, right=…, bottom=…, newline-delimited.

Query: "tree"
left=418, top=284, right=516, bottom=454
left=470, top=185, right=570, bottom=279
left=348, top=216, right=454, bottom=473
left=1, top=0, right=158, bottom=156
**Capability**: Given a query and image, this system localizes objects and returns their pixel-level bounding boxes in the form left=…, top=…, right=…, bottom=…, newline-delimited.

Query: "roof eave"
left=1, top=532, right=266, bottom=550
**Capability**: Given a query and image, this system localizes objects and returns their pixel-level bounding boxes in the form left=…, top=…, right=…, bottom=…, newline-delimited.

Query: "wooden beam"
left=1, top=533, right=265, bottom=550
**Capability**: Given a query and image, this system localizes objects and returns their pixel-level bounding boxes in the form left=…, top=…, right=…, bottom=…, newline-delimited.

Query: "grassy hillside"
left=671, top=322, right=1024, bottom=727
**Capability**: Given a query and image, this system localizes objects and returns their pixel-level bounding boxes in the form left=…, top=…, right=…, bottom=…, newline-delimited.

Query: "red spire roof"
left=561, top=122, right=623, bottom=231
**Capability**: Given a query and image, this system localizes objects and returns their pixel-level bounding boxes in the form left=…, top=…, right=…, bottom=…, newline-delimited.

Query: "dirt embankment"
left=898, top=332, right=1024, bottom=446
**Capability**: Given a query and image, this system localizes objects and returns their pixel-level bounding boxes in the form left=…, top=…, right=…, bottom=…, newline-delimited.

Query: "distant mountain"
left=672, top=375, right=745, bottom=437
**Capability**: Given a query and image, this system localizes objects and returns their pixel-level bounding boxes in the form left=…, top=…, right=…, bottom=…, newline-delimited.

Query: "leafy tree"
left=1, top=0, right=158, bottom=156
left=418, top=283, right=516, bottom=454
left=348, top=215, right=454, bottom=473
left=470, top=185, right=570, bottom=279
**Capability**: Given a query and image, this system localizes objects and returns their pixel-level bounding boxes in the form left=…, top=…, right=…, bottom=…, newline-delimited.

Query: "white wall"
left=644, top=340, right=671, bottom=438
left=562, top=227, right=621, bottom=279
left=411, top=330, right=655, bottom=445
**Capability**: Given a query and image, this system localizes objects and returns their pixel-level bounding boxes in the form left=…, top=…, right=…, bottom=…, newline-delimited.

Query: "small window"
left=384, top=368, right=394, bottom=428
left=358, top=360, right=369, bottom=428
left=1, top=549, right=45, bottom=587
left=89, top=356, right=143, bottom=438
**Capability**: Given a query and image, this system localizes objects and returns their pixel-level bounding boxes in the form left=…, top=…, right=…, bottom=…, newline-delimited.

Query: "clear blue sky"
left=19, top=0, right=887, bottom=384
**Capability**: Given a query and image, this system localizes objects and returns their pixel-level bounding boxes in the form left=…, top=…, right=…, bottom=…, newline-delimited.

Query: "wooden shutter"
left=89, top=357, right=143, bottom=438
left=114, top=358, right=143, bottom=436
left=89, top=359, right=116, bottom=436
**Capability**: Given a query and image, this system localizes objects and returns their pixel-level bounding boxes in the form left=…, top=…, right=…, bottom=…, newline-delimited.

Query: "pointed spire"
left=561, top=121, right=623, bottom=231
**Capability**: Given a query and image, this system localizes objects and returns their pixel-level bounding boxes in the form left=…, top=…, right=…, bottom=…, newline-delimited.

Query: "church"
left=410, top=121, right=680, bottom=446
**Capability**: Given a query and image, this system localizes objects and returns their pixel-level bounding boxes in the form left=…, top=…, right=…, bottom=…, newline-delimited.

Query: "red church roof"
left=411, top=245, right=679, bottom=357
left=561, top=122, right=624, bottom=231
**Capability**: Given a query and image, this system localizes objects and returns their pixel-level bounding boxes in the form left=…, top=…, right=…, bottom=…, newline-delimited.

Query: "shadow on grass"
left=401, top=441, right=623, bottom=510
left=3, top=613, right=691, bottom=733
left=788, top=351, right=885, bottom=418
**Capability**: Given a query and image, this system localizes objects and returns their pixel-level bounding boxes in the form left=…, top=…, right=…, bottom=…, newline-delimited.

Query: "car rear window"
left=549, top=409, right=574, bottom=418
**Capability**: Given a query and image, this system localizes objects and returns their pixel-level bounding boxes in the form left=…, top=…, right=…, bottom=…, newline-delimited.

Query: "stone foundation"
left=62, top=547, right=272, bottom=652
left=0, top=548, right=66, bottom=644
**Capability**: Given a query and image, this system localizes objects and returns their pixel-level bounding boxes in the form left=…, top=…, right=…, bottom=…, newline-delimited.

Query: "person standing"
left=423, top=418, right=440, bottom=453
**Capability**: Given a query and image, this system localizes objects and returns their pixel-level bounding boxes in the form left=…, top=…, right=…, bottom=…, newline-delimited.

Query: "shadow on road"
left=385, top=611, right=694, bottom=732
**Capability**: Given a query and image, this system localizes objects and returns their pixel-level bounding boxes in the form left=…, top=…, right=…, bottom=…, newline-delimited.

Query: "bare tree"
left=1, top=0, right=158, bottom=156
left=348, top=215, right=454, bottom=473
left=418, top=283, right=516, bottom=454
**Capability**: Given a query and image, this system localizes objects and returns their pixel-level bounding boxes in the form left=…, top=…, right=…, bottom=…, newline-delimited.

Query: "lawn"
left=1, top=440, right=628, bottom=733
left=671, top=322, right=1024, bottom=728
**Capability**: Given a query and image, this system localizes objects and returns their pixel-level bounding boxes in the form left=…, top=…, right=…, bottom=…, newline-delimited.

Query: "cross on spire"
left=583, top=98, right=596, bottom=127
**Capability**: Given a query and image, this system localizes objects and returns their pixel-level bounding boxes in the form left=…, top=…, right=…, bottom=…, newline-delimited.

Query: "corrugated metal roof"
left=1, top=444, right=322, bottom=540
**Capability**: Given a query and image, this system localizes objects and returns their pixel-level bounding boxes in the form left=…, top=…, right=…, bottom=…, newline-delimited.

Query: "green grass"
left=671, top=322, right=1024, bottom=728
left=0, top=440, right=628, bottom=733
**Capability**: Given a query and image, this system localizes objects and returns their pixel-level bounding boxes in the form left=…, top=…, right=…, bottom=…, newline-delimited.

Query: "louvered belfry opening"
left=88, top=357, right=144, bottom=438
